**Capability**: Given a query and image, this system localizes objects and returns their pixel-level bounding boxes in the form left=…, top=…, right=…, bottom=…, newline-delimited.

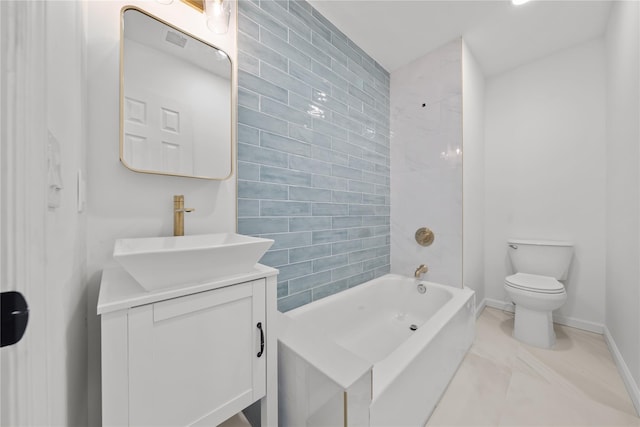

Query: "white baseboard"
left=475, top=298, right=487, bottom=319
left=553, top=314, right=603, bottom=334
left=604, top=327, right=640, bottom=416
left=482, top=298, right=604, bottom=334
left=484, top=297, right=515, bottom=313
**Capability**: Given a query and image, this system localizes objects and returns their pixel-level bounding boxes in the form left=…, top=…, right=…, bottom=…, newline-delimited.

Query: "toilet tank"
left=507, top=239, right=574, bottom=280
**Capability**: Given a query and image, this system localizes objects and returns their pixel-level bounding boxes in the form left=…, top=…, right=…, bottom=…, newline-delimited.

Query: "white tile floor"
left=427, top=307, right=640, bottom=426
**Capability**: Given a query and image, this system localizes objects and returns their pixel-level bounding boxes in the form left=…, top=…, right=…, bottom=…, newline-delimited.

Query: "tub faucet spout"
left=414, top=264, right=428, bottom=278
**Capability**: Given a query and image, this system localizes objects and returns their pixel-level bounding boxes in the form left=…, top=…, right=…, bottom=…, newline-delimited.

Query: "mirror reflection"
left=121, top=8, right=232, bottom=179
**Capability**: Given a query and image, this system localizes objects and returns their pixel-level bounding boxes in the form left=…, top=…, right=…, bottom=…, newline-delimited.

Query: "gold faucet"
left=173, top=195, right=195, bottom=236
left=414, top=264, right=428, bottom=278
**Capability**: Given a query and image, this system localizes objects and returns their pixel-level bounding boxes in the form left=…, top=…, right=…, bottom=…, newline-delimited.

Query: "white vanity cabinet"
left=98, top=265, right=278, bottom=427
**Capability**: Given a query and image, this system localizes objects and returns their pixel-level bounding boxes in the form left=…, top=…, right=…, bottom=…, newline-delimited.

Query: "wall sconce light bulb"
left=212, top=0, right=223, bottom=16
left=204, top=0, right=231, bottom=34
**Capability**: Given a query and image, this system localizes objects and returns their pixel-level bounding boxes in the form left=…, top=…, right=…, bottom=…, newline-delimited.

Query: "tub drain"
left=410, top=324, right=418, bottom=331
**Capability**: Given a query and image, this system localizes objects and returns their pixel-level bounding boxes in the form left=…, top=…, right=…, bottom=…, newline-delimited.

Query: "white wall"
left=44, top=2, right=88, bottom=424
left=484, top=39, right=607, bottom=330
left=85, top=1, right=237, bottom=424
left=605, top=0, right=640, bottom=403
left=390, top=39, right=463, bottom=286
left=462, top=41, right=485, bottom=304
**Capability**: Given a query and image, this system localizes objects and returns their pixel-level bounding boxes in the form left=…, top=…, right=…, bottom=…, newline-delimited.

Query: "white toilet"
left=504, top=239, right=573, bottom=348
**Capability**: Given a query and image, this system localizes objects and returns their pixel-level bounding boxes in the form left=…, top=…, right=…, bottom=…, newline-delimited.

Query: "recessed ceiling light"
left=512, top=0, right=532, bottom=5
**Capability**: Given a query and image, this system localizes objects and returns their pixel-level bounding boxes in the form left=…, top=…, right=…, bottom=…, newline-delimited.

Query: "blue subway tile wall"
left=237, top=0, right=390, bottom=312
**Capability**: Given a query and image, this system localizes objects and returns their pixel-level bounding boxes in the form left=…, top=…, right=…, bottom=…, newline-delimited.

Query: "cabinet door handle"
left=256, top=322, right=265, bottom=358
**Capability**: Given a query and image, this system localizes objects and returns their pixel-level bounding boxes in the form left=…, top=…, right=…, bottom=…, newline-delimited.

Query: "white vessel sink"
left=113, top=233, right=274, bottom=291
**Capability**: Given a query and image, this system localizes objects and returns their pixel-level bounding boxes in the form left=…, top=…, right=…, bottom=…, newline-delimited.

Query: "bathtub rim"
left=276, top=312, right=373, bottom=391
left=286, top=273, right=458, bottom=319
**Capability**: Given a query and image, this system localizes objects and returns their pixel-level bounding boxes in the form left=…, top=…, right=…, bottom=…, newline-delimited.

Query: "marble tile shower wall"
left=236, top=0, right=391, bottom=312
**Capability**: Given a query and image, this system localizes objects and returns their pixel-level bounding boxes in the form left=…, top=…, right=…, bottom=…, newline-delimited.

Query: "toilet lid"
left=505, top=273, right=565, bottom=294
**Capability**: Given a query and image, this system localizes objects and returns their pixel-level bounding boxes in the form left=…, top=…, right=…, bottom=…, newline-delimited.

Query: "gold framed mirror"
left=120, top=7, right=233, bottom=180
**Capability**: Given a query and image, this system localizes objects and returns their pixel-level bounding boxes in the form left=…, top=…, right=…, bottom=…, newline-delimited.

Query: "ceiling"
left=307, top=0, right=613, bottom=76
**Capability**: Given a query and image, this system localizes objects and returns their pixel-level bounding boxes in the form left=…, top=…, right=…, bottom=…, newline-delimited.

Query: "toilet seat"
left=505, top=273, right=565, bottom=294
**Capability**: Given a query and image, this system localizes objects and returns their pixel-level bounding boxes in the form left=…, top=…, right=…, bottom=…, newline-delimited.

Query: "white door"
left=0, top=1, right=50, bottom=425
left=123, top=88, right=195, bottom=175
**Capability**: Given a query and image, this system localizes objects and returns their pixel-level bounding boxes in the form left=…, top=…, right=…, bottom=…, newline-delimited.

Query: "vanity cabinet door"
left=127, top=279, right=266, bottom=426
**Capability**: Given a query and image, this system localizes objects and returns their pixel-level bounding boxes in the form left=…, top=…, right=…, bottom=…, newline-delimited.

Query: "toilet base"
left=513, top=305, right=556, bottom=348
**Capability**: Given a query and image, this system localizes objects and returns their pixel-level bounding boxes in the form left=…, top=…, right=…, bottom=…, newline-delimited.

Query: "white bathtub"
left=280, top=274, right=475, bottom=426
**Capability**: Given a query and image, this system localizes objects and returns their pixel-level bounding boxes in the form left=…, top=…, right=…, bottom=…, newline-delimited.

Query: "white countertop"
left=97, top=264, right=278, bottom=315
